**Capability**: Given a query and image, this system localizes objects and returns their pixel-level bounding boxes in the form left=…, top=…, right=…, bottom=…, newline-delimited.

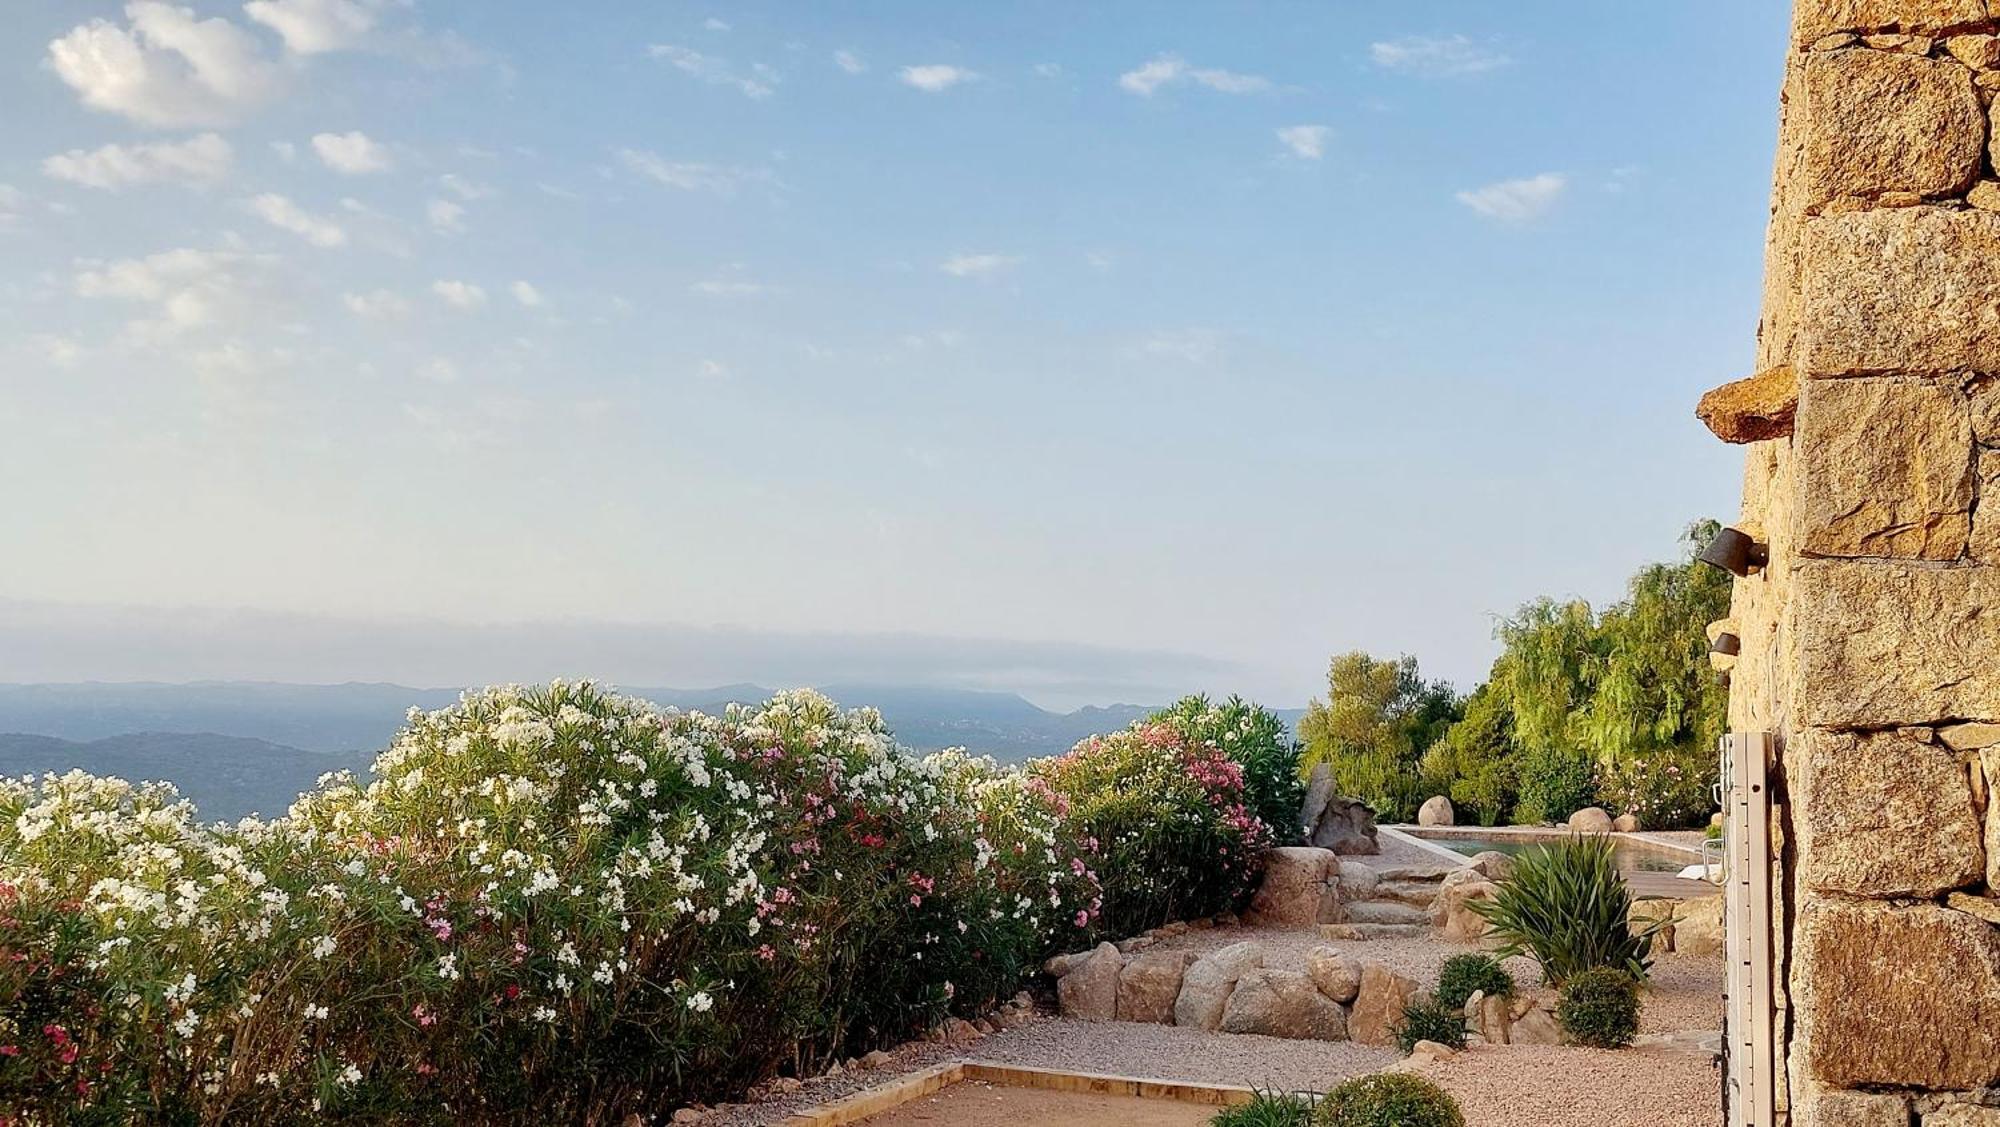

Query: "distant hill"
left=0, top=731, right=370, bottom=822
left=0, top=682, right=1305, bottom=819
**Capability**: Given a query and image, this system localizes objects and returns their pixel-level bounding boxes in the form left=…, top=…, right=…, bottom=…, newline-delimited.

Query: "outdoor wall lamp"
left=1698, top=527, right=1768, bottom=577
left=1711, top=632, right=1741, bottom=657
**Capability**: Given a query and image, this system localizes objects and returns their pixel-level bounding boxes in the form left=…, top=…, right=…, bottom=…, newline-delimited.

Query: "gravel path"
left=1405, top=1044, right=1720, bottom=1127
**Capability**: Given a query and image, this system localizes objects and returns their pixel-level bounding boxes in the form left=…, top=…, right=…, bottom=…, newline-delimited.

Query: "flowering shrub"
left=1149, top=696, right=1305, bottom=845
left=1033, top=722, right=1272, bottom=937
left=0, top=683, right=1099, bottom=1124
left=1595, top=744, right=1716, bottom=829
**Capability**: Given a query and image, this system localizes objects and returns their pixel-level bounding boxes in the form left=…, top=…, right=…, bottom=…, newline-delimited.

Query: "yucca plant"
left=1468, top=834, right=1668, bottom=985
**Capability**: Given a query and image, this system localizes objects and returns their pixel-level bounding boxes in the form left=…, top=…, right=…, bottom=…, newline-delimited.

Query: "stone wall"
left=1711, top=5, right=2000, bottom=1124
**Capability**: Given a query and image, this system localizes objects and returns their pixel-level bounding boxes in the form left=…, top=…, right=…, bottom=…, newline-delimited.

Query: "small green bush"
left=1393, top=995, right=1468, bottom=1054
left=1434, top=953, right=1515, bottom=1013
left=1316, top=1074, right=1464, bottom=1127
left=1512, top=744, right=1596, bottom=825
left=1557, top=967, right=1641, bottom=1048
left=1469, top=835, right=1665, bottom=986
left=1212, top=1089, right=1313, bottom=1127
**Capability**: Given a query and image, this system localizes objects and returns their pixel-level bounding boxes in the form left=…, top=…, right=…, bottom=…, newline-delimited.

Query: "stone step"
left=1346, top=901, right=1430, bottom=926
left=1319, top=922, right=1430, bottom=941
left=1373, top=864, right=1456, bottom=883
left=1373, top=880, right=1442, bottom=907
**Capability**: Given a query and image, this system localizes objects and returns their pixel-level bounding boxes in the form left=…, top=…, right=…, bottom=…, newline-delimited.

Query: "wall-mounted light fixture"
left=1711, top=632, right=1741, bottom=657
left=1698, top=527, right=1769, bottom=578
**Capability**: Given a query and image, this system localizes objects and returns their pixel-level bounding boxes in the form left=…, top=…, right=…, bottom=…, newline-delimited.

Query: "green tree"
left=1298, top=652, right=1461, bottom=822
left=1418, top=680, right=1518, bottom=826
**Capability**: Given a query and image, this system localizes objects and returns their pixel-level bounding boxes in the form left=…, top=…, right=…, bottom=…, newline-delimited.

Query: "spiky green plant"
left=1467, top=834, right=1667, bottom=985
left=1434, top=952, right=1515, bottom=1013
left=1212, top=1089, right=1314, bottom=1127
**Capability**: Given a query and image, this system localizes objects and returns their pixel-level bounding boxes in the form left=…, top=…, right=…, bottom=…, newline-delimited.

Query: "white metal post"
left=1722, top=731, right=1777, bottom=1127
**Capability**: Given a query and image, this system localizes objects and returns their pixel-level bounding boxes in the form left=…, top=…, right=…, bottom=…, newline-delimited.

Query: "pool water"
left=1422, top=834, right=1692, bottom=874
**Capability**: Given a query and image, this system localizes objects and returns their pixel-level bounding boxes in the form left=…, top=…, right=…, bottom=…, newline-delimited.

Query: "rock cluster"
left=1243, top=846, right=1344, bottom=927
left=1047, top=936, right=1422, bottom=1045
left=1299, top=765, right=1381, bottom=854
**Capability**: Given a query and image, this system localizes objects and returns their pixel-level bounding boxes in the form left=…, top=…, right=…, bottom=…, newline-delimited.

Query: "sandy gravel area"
left=858, top=1081, right=1217, bottom=1127
left=1405, top=1044, right=1720, bottom=1127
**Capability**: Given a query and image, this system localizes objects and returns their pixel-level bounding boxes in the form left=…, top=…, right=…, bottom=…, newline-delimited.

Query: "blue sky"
left=0, top=2, right=1787, bottom=707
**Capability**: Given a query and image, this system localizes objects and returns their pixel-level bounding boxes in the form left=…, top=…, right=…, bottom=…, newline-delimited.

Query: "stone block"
left=1794, top=0, right=1987, bottom=45
left=1219, top=969, right=1349, bottom=1040
left=1795, top=728, right=1984, bottom=897
left=1796, top=377, right=1972, bottom=560
left=1801, top=208, right=2000, bottom=376
left=1055, top=942, right=1121, bottom=1022
left=1245, top=846, right=1341, bottom=927
left=1348, top=961, right=1419, bottom=1047
left=1795, top=560, right=2000, bottom=728
left=1973, top=453, right=2000, bottom=564
left=1115, top=951, right=1190, bottom=1024
left=1796, top=900, right=2000, bottom=1090
left=1929, top=1103, right=2000, bottom=1125
left=1305, top=945, right=1361, bottom=1003
left=1173, top=940, right=1265, bottom=1032
left=1791, top=1087, right=1909, bottom=1127
left=1801, top=50, right=1982, bottom=209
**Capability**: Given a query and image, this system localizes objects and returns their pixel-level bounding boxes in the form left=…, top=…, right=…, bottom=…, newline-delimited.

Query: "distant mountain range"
left=0, top=681, right=1307, bottom=821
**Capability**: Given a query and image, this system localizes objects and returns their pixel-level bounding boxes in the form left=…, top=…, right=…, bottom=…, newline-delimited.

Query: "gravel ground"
left=858, top=1082, right=1218, bottom=1127
left=1405, top=1044, right=1721, bottom=1127
left=969, top=1014, right=1398, bottom=1091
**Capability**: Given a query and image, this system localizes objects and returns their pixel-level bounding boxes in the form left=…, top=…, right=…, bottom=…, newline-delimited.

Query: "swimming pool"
left=1404, top=829, right=1696, bottom=874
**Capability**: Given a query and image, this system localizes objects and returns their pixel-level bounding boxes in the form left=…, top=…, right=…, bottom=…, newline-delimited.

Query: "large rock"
left=1673, top=895, right=1725, bottom=958
left=1796, top=377, right=1972, bottom=560
left=1304, top=945, right=1361, bottom=1003
left=1611, top=813, right=1640, bottom=833
left=1928, top=1105, right=2000, bottom=1126
left=1173, top=940, right=1266, bottom=1032
left=1433, top=878, right=1499, bottom=943
left=1791, top=1087, right=1910, bottom=1127
left=1301, top=767, right=1380, bottom=854
left=1796, top=728, right=1984, bottom=897
left=1219, top=969, right=1349, bottom=1040
left=1697, top=366, right=1798, bottom=444
left=1796, top=900, right=2000, bottom=1089
left=1464, top=989, right=1513, bottom=1045
left=1116, top=951, right=1191, bottom=1024
left=1568, top=806, right=1614, bottom=835
left=1417, top=795, right=1454, bottom=827
left=1509, top=1003, right=1562, bottom=1046
left=1795, top=560, right=2000, bottom=727
left=1245, top=846, right=1342, bottom=927
left=1055, top=942, right=1121, bottom=1021
left=1348, top=962, right=1419, bottom=1047
left=1800, top=49, right=1982, bottom=210
left=1801, top=208, right=2000, bottom=376
left=1336, top=860, right=1379, bottom=903
left=1465, top=851, right=1514, bottom=882
left=1793, top=0, right=1987, bottom=45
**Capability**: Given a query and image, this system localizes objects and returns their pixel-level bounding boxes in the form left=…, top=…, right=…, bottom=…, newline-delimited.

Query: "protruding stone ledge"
left=1795, top=728, right=1985, bottom=897
left=1795, top=559, right=2000, bottom=727
left=1796, top=899, right=2000, bottom=1090
left=1697, top=367, right=1797, bottom=443
left=1802, top=208, right=2000, bottom=375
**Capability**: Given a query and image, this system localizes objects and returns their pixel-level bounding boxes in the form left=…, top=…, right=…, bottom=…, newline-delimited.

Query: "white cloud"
left=940, top=253, right=1019, bottom=278
left=691, top=278, right=772, bottom=297
left=617, top=149, right=765, bottom=195
left=42, top=133, right=232, bottom=189
left=426, top=198, right=466, bottom=233
left=311, top=130, right=392, bottom=174
left=243, top=0, right=377, bottom=55
left=1456, top=172, right=1567, bottom=222
left=35, top=335, right=84, bottom=367
left=416, top=356, right=459, bottom=383
left=1276, top=125, right=1330, bottom=160
left=1118, top=53, right=1269, bottom=97
left=1139, top=328, right=1222, bottom=365
left=48, top=2, right=284, bottom=128
left=900, top=64, right=976, bottom=92
left=703, top=17, right=731, bottom=32
left=833, top=49, right=866, bottom=74
left=647, top=44, right=776, bottom=98
left=249, top=192, right=347, bottom=247
left=437, top=173, right=494, bottom=200
left=431, top=279, right=486, bottom=309
left=74, top=246, right=275, bottom=335
left=510, top=280, right=543, bottom=307
left=342, top=289, right=410, bottom=319
left=1370, top=35, right=1511, bottom=78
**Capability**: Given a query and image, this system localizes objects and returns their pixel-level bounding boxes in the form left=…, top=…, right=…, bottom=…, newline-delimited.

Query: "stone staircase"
left=1320, top=862, right=1454, bottom=941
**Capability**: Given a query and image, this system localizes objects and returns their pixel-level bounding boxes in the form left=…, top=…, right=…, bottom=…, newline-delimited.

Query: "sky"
left=0, top=1, right=1788, bottom=709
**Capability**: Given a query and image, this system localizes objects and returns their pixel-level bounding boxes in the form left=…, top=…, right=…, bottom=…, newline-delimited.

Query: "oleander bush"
left=1316, top=1073, right=1464, bottom=1127
left=1556, top=967, right=1641, bottom=1048
left=1434, top=952, right=1515, bottom=1013
left=1393, top=995, right=1468, bottom=1054
left=1595, top=744, right=1716, bottom=830
left=0, top=683, right=1101, bottom=1124
left=1034, top=721, right=1274, bottom=937
left=1469, top=835, right=1665, bottom=986
left=1151, top=696, right=1306, bottom=845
